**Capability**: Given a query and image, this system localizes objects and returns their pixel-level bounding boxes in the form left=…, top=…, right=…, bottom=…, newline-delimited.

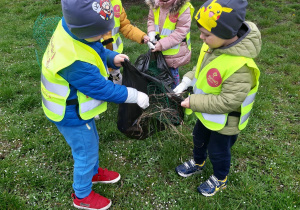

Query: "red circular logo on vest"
left=169, top=13, right=179, bottom=23
left=207, top=68, right=222, bottom=87
left=114, top=5, right=120, bottom=18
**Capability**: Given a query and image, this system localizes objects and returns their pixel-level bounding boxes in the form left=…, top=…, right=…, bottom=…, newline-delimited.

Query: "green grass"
left=1, top=0, right=299, bottom=209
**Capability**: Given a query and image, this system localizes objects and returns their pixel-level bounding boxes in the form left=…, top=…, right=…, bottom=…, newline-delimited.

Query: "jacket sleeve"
left=183, top=65, right=197, bottom=80
left=189, top=65, right=255, bottom=114
left=58, top=61, right=128, bottom=104
left=147, top=10, right=155, bottom=33
left=104, top=48, right=119, bottom=69
left=119, top=8, right=147, bottom=44
left=158, top=7, right=191, bottom=51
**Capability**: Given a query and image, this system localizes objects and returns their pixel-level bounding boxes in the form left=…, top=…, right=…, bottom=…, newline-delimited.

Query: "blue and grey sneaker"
left=175, top=159, right=205, bottom=177
left=197, top=175, right=227, bottom=197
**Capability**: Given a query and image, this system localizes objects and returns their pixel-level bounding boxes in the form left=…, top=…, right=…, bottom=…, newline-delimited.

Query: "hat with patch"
left=61, top=0, right=115, bottom=39
left=195, top=0, right=248, bottom=39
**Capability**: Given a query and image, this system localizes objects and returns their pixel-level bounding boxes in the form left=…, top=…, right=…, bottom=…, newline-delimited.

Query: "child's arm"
left=174, top=66, right=196, bottom=95
left=58, top=62, right=128, bottom=103
left=147, top=10, right=156, bottom=41
left=119, top=8, right=147, bottom=44
left=104, top=47, right=130, bottom=68
left=104, top=47, right=119, bottom=69
left=152, top=7, right=192, bottom=52
left=58, top=62, right=149, bottom=109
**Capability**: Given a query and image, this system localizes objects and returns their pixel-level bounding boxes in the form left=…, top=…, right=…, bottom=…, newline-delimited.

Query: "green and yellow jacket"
left=184, top=21, right=262, bottom=135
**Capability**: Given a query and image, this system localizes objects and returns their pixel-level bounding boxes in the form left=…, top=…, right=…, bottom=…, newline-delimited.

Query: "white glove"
left=173, top=77, right=192, bottom=95
left=148, top=31, right=156, bottom=44
left=147, top=42, right=155, bottom=50
left=137, top=91, right=149, bottom=109
left=125, top=88, right=149, bottom=109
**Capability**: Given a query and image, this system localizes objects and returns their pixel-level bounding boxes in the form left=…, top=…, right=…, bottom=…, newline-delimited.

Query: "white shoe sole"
left=177, top=169, right=203, bottom=178
left=74, top=199, right=112, bottom=210
left=92, top=174, right=121, bottom=184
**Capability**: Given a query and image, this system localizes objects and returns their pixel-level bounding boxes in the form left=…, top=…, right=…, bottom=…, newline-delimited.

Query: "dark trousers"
left=193, top=120, right=238, bottom=180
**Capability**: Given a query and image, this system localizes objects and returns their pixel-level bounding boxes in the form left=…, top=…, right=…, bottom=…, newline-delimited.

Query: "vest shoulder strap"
left=44, top=20, right=107, bottom=77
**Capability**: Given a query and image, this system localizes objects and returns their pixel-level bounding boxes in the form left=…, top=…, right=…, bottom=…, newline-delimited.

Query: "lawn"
left=0, top=0, right=299, bottom=209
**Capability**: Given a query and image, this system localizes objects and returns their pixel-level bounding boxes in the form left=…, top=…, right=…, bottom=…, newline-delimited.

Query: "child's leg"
left=91, top=119, right=100, bottom=175
left=169, top=67, right=180, bottom=89
left=207, top=132, right=238, bottom=180
left=56, top=120, right=99, bottom=199
left=193, top=120, right=211, bottom=164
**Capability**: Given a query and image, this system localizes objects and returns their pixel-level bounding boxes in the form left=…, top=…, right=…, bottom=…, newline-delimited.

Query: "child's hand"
left=114, top=54, right=129, bottom=67
left=151, top=42, right=162, bottom=52
left=143, top=35, right=150, bottom=44
left=181, top=97, right=190, bottom=108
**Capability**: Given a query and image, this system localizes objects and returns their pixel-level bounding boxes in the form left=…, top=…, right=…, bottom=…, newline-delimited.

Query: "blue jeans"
left=56, top=120, right=99, bottom=198
left=193, top=120, right=237, bottom=180
left=169, top=67, right=180, bottom=89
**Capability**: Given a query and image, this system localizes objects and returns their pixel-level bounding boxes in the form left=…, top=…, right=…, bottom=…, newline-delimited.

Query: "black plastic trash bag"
left=117, top=59, right=184, bottom=140
left=134, top=50, right=174, bottom=87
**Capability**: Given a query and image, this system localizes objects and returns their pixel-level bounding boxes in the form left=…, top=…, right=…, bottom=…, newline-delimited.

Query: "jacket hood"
left=218, top=21, right=262, bottom=59
left=145, top=0, right=190, bottom=14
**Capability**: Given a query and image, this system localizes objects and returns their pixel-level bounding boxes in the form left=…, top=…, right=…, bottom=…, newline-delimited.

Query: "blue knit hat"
left=61, top=0, right=115, bottom=39
left=195, top=0, right=248, bottom=39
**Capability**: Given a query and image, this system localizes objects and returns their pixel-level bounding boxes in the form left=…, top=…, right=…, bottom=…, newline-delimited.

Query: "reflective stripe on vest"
left=81, top=98, right=105, bottom=113
left=153, top=2, right=194, bottom=56
left=111, top=27, right=119, bottom=36
left=111, top=0, right=123, bottom=53
left=113, top=36, right=122, bottom=52
left=193, top=86, right=258, bottom=127
left=42, top=65, right=108, bottom=118
left=191, top=43, right=260, bottom=131
left=41, top=20, right=108, bottom=122
left=42, top=68, right=107, bottom=117
left=42, top=95, right=64, bottom=116
left=193, top=87, right=227, bottom=125
left=41, top=74, right=68, bottom=97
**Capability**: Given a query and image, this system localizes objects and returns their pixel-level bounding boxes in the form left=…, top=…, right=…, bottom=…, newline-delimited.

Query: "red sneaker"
left=72, top=191, right=111, bottom=210
left=92, top=167, right=120, bottom=184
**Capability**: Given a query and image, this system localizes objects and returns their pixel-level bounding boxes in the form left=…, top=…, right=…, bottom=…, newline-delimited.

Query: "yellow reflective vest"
left=153, top=2, right=194, bottom=56
left=41, top=20, right=108, bottom=122
left=188, top=43, right=260, bottom=131
left=110, top=0, right=123, bottom=53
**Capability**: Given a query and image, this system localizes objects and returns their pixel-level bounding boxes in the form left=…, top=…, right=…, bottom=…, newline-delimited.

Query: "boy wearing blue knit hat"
left=41, top=0, right=149, bottom=209
left=174, top=0, right=261, bottom=196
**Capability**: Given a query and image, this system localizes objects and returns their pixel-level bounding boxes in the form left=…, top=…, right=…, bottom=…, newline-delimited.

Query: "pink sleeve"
left=147, top=10, right=155, bottom=33
left=158, top=7, right=191, bottom=51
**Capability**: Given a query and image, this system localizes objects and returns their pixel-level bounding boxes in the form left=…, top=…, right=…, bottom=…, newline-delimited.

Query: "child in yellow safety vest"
left=101, top=0, right=150, bottom=85
left=41, top=0, right=149, bottom=209
left=174, top=0, right=261, bottom=197
left=145, top=0, right=194, bottom=89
